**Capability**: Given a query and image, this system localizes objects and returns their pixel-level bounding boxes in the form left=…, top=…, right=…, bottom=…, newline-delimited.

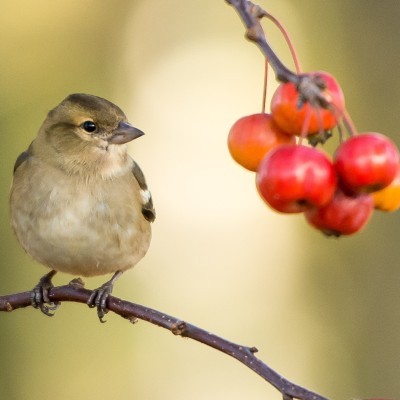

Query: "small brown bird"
left=10, top=93, right=155, bottom=321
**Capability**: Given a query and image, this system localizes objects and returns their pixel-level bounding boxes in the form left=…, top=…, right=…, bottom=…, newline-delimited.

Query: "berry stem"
left=262, top=10, right=302, bottom=74
left=299, top=106, right=312, bottom=145
left=337, top=122, right=344, bottom=144
left=226, top=0, right=300, bottom=85
left=342, top=109, right=358, bottom=137
left=261, top=58, right=269, bottom=113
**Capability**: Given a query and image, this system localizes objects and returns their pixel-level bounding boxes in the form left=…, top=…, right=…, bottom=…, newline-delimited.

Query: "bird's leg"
left=31, top=269, right=60, bottom=316
left=87, top=270, right=123, bottom=323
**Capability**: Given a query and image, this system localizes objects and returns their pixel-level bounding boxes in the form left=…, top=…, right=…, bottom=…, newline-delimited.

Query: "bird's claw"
left=87, top=282, right=113, bottom=323
left=31, top=270, right=60, bottom=317
left=87, top=271, right=122, bottom=323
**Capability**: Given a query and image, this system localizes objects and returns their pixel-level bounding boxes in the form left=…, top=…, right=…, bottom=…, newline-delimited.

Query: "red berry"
left=256, top=144, right=337, bottom=213
left=271, top=71, right=345, bottom=136
left=228, top=113, right=295, bottom=171
left=334, top=133, right=400, bottom=193
left=305, top=190, right=374, bottom=236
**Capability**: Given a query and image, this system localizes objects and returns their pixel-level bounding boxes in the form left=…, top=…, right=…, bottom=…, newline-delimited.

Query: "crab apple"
left=228, top=113, right=295, bottom=171
left=305, top=190, right=374, bottom=237
left=372, top=165, right=400, bottom=212
left=334, top=133, right=400, bottom=193
left=270, top=71, right=345, bottom=136
left=256, top=144, right=337, bottom=213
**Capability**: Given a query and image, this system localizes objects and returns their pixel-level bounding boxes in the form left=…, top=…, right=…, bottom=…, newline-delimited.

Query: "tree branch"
left=226, top=0, right=298, bottom=84
left=226, top=0, right=333, bottom=110
left=0, top=283, right=328, bottom=400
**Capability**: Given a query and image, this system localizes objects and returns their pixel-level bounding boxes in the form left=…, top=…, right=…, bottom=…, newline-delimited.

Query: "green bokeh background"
left=1, top=1, right=400, bottom=399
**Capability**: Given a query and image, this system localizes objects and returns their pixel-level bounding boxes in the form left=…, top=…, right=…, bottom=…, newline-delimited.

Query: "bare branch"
left=225, top=0, right=298, bottom=83
left=0, top=284, right=329, bottom=400
left=226, top=0, right=333, bottom=111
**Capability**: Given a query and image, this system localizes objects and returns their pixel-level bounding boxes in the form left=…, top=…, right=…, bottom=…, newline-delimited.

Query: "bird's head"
left=35, top=94, right=144, bottom=178
left=44, top=93, right=144, bottom=149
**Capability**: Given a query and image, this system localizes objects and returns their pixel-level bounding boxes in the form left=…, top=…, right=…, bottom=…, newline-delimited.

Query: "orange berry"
left=228, top=113, right=295, bottom=171
left=373, top=165, right=400, bottom=211
left=271, top=71, right=345, bottom=136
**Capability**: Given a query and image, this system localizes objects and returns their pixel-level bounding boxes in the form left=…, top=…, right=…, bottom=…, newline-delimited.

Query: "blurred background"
left=1, top=1, right=400, bottom=399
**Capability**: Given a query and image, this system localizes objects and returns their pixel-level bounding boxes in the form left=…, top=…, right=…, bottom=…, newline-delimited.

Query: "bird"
left=10, top=93, right=155, bottom=321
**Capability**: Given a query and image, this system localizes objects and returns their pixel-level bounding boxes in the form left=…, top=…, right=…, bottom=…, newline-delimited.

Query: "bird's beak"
left=107, top=122, right=145, bottom=145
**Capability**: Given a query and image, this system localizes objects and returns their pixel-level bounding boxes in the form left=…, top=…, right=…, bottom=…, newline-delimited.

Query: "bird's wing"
left=13, top=143, right=33, bottom=174
left=132, top=161, right=156, bottom=223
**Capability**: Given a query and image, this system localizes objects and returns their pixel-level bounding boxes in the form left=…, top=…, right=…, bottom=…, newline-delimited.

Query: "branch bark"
left=0, top=283, right=328, bottom=400
left=226, top=0, right=333, bottom=110
left=226, top=0, right=299, bottom=84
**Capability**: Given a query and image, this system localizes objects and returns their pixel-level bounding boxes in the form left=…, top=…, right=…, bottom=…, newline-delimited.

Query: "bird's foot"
left=31, top=270, right=60, bottom=316
left=87, top=283, right=112, bottom=323
left=87, top=271, right=122, bottom=323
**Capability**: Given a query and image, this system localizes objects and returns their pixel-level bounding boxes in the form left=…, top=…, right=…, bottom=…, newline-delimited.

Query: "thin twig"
left=262, top=10, right=302, bottom=74
left=226, top=0, right=333, bottom=112
left=0, top=284, right=328, bottom=400
left=226, top=0, right=298, bottom=84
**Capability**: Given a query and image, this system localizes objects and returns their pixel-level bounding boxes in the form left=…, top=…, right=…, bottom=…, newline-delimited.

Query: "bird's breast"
left=11, top=165, right=151, bottom=276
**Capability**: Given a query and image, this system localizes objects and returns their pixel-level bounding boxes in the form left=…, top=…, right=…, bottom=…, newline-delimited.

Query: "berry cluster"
left=228, top=71, right=400, bottom=237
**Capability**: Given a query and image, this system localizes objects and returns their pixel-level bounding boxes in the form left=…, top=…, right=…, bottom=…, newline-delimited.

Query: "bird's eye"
left=82, top=121, right=97, bottom=133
